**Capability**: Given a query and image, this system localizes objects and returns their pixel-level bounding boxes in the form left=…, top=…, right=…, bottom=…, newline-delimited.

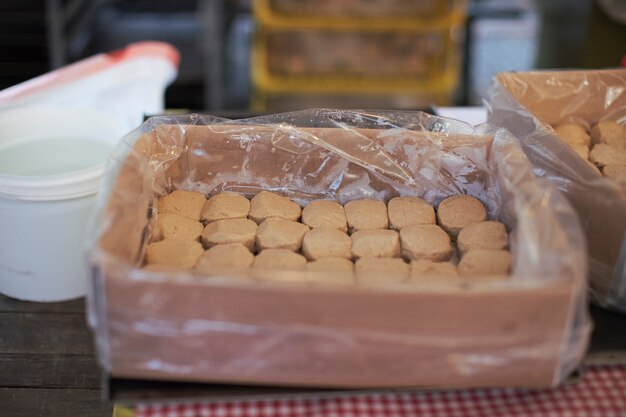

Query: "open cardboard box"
left=88, top=111, right=589, bottom=390
left=487, top=69, right=626, bottom=312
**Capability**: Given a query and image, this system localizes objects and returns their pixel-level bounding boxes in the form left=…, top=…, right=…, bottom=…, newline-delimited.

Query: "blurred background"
left=1, top=0, right=625, bottom=113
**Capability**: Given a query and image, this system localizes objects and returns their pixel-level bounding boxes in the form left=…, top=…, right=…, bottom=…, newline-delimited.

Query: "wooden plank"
left=0, top=353, right=102, bottom=389
left=0, top=312, right=95, bottom=354
left=0, top=388, right=112, bottom=417
left=0, top=294, right=86, bottom=314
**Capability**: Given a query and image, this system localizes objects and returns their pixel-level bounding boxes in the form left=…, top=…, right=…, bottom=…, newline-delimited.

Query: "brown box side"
left=103, top=269, right=576, bottom=389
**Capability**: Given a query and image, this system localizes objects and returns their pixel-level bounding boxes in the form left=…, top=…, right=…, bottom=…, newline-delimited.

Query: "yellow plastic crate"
left=255, top=0, right=467, bottom=29
left=252, top=25, right=463, bottom=94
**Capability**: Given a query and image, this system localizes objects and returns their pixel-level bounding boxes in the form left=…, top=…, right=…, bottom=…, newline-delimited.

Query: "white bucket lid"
left=0, top=107, right=129, bottom=201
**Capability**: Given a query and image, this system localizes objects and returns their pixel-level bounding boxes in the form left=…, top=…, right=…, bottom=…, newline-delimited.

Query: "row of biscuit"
left=554, top=120, right=626, bottom=182
left=144, top=190, right=511, bottom=285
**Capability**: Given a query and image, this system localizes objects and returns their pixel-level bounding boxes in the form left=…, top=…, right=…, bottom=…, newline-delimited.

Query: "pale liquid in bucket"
left=0, top=138, right=112, bottom=176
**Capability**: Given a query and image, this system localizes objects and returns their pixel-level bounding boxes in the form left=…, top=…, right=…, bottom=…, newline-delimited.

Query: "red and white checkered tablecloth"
left=135, top=365, right=626, bottom=417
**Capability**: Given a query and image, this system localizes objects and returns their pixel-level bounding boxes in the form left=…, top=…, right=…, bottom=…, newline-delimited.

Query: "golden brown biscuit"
left=158, top=190, right=206, bottom=221
left=154, top=213, right=203, bottom=241
left=306, top=258, right=354, bottom=287
left=603, top=164, right=626, bottom=179
left=570, top=143, right=589, bottom=160
left=458, top=249, right=511, bottom=277
left=253, top=249, right=307, bottom=270
left=301, top=200, right=347, bottom=231
left=301, top=228, right=351, bottom=261
left=351, top=229, right=401, bottom=259
left=201, top=192, right=250, bottom=223
left=355, top=257, right=409, bottom=288
left=399, top=224, right=452, bottom=262
left=255, top=218, right=310, bottom=251
left=410, top=260, right=458, bottom=278
left=457, top=221, right=508, bottom=256
left=603, top=165, right=626, bottom=194
left=142, top=264, right=192, bottom=274
left=589, top=144, right=626, bottom=168
left=436, top=195, right=487, bottom=237
left=248, top=191, right=301, bottom=224
left=195, top=243, right=254, bottom=273
left=344, top=199, right=388, bottom=232
left=145, top=239, right=204, bottom=267
left=554, top=124, right=590, bottom=146
left=591, top=120, right=626, bottom=149
left=387, top=196, right=435, bottom=230
left=201, top=218, right=257, bottom=250
left=409, top=260, right=462, bottom=288
left=307, top=257, right=354, bottom=272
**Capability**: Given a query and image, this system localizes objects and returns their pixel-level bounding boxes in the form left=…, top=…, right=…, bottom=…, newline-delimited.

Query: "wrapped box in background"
left=487, top=69, right=626, bottom=312
left=87, top=110, right=590, bottom=389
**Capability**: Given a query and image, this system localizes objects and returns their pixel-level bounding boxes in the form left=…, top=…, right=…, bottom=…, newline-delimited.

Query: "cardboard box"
left=487, top=69, right=626, bottom=312
left=88, top=112, right=589, bottom=389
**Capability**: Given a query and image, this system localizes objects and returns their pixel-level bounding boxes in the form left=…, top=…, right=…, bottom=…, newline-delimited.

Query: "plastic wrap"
left=486, top=69, right=626, bottom=313
left=87, top=109, right=590, bottom=389
left=0, top=41, right=179, bottom=133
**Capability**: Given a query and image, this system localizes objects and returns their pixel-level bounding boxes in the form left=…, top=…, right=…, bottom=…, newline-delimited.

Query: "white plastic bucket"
left=0, top=107, right=127, bottom=302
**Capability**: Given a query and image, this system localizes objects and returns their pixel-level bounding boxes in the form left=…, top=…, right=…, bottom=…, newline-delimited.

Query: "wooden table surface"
left=1, top=291, right=624, bottom=416
left=0, top=294, right=112, bottom=417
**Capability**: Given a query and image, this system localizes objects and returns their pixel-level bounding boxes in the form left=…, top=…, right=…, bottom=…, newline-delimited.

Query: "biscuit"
left=399, top=224, right=452, bottom=262
left=410, top=260, right=462, bottom=287
left=457, top=221, right=508, bottom=256
left=195, top=243, right=254, bottom=273
left=344, top=199, right=388, bottom=232
left=350, top=229, right=400, bottom=259
left=458, top=249, right=511, bottom=277
left=307, top=257, right=354, bottom=272
left=301, top=200, right=347, bottom=231
left=436, top=195, right=487, bottom=237
left=301, top=228, right=351, bottom=260
left=249, top=191, right=301, bottom=224
left=355, top=257, right=409, bottom=288
left=387, top=196, right=435, bottom=230
left=603, top=165, right=626, bottom=193
left=142, top=264, right=192, bottom=274
left=603, top=164, right=626, bottom=179
left=158, top=190, right=206, bottom=221
left=145, top=239, right=204, bottom=268
left=554, top=124, right=590, bottom=146
left=154, top=213, right=203, bottom=241
left=570, top=143, right=589, bottom=160
left=201, top=192, right=250, bottom=223
left=591, top=120, right=626, bottom=149
left=410, top=260, right=458, bottom=279
left=201, top=218, right=257, bottom=250
left=253, top=249, right=307, bottom=270
left=589, top=144, right=626, bottom=168
left=306, top=258, right=354, bottom=287
left=255, top=218, right=310, bottom=251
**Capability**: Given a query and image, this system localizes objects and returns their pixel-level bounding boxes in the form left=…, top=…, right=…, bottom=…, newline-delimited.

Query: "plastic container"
left=254, top=0, right=467, bottom=29
left=0, top=41, right=180, bottom=132
left=252, top=26, right=463, bottom=94
left=0, top=107, right=128, bottom=302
